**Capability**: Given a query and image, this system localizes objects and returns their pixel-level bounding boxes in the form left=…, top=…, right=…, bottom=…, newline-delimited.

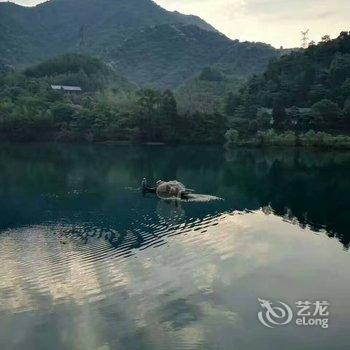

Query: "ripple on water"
left=157, top=194, right=223, bottom=203
left=0, top=208, right=345, bottom=317
left=0, top=209, right=225, bottom=313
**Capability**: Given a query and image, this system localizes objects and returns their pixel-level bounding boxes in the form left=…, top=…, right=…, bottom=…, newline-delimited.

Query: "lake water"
left=0, top=144, right=349, bottom=350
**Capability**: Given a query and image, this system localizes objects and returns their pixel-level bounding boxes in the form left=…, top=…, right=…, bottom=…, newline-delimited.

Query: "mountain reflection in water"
left=0, top=144, right=349, bottom=350
left=0, top=144, right=349, bottom=248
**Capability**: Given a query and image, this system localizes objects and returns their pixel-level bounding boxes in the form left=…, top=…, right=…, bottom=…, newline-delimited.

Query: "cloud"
left=156, top=0, right=349, bottom=47
left=1, top=0, right=40, bottom=5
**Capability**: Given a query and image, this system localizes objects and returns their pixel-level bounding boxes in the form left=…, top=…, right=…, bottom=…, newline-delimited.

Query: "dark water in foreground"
left=0, top=144, right=349, bottom=350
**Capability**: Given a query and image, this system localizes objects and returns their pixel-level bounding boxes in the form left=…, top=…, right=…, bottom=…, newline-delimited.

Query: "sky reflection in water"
left=0, top=144, right=349, bottom=350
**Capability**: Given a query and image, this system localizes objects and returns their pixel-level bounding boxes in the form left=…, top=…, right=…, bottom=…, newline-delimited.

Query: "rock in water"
left=156, top=181, right=186, bottom=199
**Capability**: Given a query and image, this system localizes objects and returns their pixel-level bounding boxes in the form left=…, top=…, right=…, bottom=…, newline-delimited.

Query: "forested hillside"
left=111, top=24, right=232, bottom=89
left=0, top=54, right=226, bottom=143
left=2, top=1, right=348, bottom=148
left=176, top=42, right=278, bottom=113
left=239, top=31, right=350, bottom=109
left=0, top=0, right=214, bottom=65
left=23, top=54, right=135, bottom=92
left=0, top=0, right=279, bottom=88
left=225, top=32, right=350, bottom=148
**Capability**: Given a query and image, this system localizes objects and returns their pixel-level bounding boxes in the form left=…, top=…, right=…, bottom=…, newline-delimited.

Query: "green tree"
left=52, top=103, right=76, bottom=123
left=225, top=129, right=240, bottom=144
left=199, top=66, right=224, bottom=82
left=321, top=35, right=331, bottom=43
left=343, top=105, right=350, bottom=118
left=161, top=90, right=178, bottom=120
left=272, top=98, right=286, bottom=130
left=224, top=92, right=239, bottom=115
left=309, top=84, right=330, bottom=104
left=136, top=89, right=162, bottom=141
left=311, top=99, right=340, bottom=127
left=330, top=54, right=350, bottom=84
left=341, top=78, right=350, bottom=101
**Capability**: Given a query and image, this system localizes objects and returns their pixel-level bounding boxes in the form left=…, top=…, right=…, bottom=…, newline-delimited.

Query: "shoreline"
left=225, top=130, right=350, bottom=150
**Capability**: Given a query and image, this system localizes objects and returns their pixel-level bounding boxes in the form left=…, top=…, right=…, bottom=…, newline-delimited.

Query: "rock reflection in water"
left=0, top=144, right=350, bottom=350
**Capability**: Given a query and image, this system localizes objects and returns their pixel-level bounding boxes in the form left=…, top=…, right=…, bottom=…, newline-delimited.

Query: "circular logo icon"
left=258, top=298, right=293, bottom=328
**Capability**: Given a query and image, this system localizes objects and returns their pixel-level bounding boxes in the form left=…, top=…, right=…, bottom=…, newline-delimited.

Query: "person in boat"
left=142, top=178, right=148, bottom=191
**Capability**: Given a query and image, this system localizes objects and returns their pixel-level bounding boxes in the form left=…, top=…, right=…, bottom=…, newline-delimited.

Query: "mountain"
left=106, top=24, right=281, bottom=89
left=0, top=0, right=279, bottom=89
left=175, top=42, right=280, bottom=113
left=0, top=0, right=215, bottom=65
left=111, top=24, right=234, bottom=89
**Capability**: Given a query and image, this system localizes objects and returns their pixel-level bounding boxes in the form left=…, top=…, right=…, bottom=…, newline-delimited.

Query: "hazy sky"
left=1, top=0, right=349, bottom=47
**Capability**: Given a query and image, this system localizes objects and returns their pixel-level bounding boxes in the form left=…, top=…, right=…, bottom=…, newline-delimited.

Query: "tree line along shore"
left=1, top=32, right=349, bottom=148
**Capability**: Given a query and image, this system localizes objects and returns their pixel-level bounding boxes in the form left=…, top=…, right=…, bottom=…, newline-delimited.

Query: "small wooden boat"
left=143, top=186, right=157, bottom=194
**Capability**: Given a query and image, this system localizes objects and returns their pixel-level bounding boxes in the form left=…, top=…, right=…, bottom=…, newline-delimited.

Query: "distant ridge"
left=0, top=0, right=279, bottom=88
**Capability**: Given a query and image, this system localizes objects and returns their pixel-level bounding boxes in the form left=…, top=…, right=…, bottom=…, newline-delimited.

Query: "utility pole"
left=301, top=29, right=309, bottom=49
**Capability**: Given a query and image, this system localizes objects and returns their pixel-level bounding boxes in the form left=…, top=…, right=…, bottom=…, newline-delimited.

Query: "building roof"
left=51, top=85, right=82, bottom=91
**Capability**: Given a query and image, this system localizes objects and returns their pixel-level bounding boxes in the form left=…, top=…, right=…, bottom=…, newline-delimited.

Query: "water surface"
left=0, top=144, right=349, bottom=350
